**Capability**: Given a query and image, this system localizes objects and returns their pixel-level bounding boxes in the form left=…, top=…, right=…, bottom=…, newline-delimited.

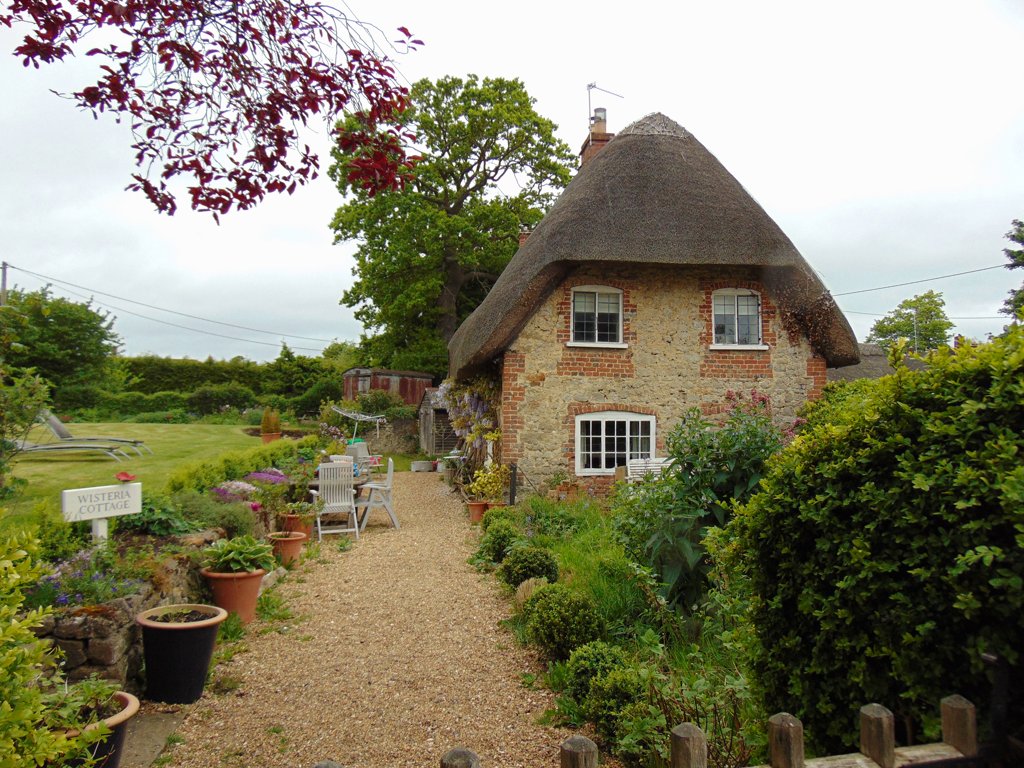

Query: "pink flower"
left=250, top=502, right=263, bottom=512
left=115, top=472, right=136, bottom=483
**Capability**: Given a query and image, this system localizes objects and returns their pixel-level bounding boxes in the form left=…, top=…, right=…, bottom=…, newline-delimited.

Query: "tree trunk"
left=437, top=256, right=465, bottom=344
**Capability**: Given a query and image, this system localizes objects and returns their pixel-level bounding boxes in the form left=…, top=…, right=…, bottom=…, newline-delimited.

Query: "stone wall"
left=357, top=418, right=419, bottom=456
left=35, top=538, right=212, bottom=693
left=501, top=264, right=826, bottom=494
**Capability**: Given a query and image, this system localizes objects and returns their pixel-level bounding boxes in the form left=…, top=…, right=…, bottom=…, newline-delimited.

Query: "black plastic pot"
left=63, top=691, right=140, bottom=768
left=87, top=691, right=140, bottom=768
left=136, top=603, right=228, bottom=704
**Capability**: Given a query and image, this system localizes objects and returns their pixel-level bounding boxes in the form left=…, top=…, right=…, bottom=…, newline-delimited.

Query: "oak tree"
left=330, top=75, right=575, bottom=375
left=866, top=290, right=954, bottom=353
left=1000, top=218, right=1024, bottom=319
left=2, top=0, right=421, bottom=217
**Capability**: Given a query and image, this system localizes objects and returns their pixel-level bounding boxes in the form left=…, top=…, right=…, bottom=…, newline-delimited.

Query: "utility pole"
left=0, top=261, right=7, bottom=307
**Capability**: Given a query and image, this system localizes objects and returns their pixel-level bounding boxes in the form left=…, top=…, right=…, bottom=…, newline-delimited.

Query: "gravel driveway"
left=161, top=471, right=570, bottom=767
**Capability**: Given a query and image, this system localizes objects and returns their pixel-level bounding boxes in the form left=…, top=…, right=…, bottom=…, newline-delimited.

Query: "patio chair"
left=38, top=409, right=151, bottom=456
left=16, top=439, right=130, bottom=462
left=355, top=457, right=398, bottom=532
left=310, top=461, right=358, bottom=541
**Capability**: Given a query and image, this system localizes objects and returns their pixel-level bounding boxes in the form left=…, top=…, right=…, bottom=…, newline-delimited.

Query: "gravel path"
left=162, top=472, right=570, bottom=768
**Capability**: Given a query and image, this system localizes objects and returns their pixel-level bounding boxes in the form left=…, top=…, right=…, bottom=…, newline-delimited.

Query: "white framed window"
left=569, top=286, right=626, bottom=347
left=575, top=411, right=655, bottom=476
left=711, top=289, right=768, bottom=349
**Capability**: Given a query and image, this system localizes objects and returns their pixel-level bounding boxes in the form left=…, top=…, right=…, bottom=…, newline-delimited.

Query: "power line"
left=7, top=263, right=337, bottom=343
left=842, top=309, right=1005, bottom=319
left=832, top=264, right=1006, bottom=297
left=51, top=282, right=325, bottom=353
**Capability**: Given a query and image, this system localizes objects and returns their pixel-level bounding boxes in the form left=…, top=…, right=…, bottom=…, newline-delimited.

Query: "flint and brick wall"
left=500, top=264, right=826, bottom=493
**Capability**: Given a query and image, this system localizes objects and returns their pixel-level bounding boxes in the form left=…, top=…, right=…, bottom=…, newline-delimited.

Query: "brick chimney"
left=580, top=107, right=614, bottom=165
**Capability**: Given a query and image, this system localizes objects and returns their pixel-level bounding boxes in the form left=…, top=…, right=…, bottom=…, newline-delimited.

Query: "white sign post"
left=61, top=482, right=142, bottom=541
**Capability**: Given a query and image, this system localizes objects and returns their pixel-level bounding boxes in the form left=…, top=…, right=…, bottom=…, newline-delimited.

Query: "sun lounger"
left=37, top=409, right=151, bottom=456
left=17, top=439, right=130, bottom=461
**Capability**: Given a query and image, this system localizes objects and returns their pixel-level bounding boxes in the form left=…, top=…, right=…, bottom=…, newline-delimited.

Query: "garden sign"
left=62, top=482, right=141, bottom=540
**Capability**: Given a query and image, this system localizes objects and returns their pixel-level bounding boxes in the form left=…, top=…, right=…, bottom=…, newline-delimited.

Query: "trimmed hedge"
left=733, top=332, right=1024, bottom=752
left=165, top=436, right=316, bottom=494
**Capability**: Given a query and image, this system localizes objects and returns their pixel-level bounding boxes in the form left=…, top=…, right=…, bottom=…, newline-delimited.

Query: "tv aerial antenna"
left=587, top=82, right=624, bottom=126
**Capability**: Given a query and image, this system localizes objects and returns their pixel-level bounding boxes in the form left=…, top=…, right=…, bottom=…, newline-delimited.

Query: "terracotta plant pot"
left=466, top=500, right=488, bottom=524
left=136, top=604, right=228, bottom=704
left=280, top=514, right=314, bottom=539
left=269, top=531, right=307, bottom=567
left=260, top=432, right=282, bottom=444
left=201, top=568, right=265, bottom=624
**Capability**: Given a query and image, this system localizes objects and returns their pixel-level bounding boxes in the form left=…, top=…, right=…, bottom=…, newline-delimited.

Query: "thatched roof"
left=826, top=343, right=927, bottom=382
left=448, top=113, right=859, bottom=379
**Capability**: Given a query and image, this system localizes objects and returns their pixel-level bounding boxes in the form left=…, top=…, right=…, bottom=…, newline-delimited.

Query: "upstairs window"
left=575, top=411, right=654, bottom=475
left=712, top=290, right=763, bottom=346
left=571, top=287, right=623, bottom=346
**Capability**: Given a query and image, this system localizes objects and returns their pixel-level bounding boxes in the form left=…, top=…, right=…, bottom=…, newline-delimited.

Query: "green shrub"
left=116, top=495, right=199, bottom=537
left=356, top=389, right=415, bottom=420
left=186, top=382, right=257, bottom=415
left=613, top=392, right=788, bottom=611
left=481, top=504, right=518, bottom=533
left=172, top=491, right=255, bottom=537
left=525, top=582, right=604, bottom=660
left=732, top=333, right=1024, bottom=752
left=292, top=377, right=346, bottom=416
left=565, top=640, right=629, bottom=704
left=23, top=542, right=145, bottom=611
left=51, top=383, right=103, bottom=411
left=34, top=514, right=90, bottom=563
left=584, top=664, right=646, bottom=742
left=165, top=437, right=312, bottom=494
left=497, top=545, right=559, bottom=588
left=129, top=409, right=191, bottom=423
left=477, top=519, right=521, bottom=563
left=0, top=532, right=108, bottom=765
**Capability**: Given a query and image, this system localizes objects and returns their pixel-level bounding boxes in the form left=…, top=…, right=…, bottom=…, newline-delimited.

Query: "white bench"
left=626, top=457, right=673, bottom=483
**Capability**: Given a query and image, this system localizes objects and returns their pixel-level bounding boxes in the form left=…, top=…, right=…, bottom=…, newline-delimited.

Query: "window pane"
left=596, top=313, right=618, bottom=343
left=737, top=314, right=758, bottom=344
left=573, top=292, right=596, bottom=343
left=713, top=294, right=736, bottom=344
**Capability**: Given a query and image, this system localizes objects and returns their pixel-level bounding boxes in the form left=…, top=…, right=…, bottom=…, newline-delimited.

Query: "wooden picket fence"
left=439, top=695, right=978, bottom=768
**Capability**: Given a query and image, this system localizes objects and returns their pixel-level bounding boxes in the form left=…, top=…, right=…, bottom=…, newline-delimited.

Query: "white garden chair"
left=310, top=462, right=358, bottom=541
left=355, top=457, right=398, bottom=532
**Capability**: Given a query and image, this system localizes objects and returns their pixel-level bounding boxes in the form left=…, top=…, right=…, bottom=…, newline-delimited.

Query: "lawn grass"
left=4, top=422, right=258, bottom=525
left=4, top=422, right=424, bottom=528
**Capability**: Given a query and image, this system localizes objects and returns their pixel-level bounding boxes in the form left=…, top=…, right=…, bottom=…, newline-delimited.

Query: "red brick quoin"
left=698, top=278, right=776, bottom=380
left=555, top=278, right=636, bottom=378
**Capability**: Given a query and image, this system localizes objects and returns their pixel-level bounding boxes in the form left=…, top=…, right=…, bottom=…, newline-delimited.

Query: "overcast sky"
left=2, top=0, right=1022, bottom=363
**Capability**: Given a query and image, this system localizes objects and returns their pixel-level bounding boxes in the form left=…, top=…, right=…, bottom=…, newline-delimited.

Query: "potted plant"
left=135, top=604, right=228, bottom=704
left=200, top=536, right=276, bottom=624
left=267, top=529, right=307, bottom=567
left=279, top=500, right=319, bottom=539
left=260, top=407, right=282, bottom=444
left=466, top=463, right=510, bottom=522
left=52, top=678, right=141, bottom=768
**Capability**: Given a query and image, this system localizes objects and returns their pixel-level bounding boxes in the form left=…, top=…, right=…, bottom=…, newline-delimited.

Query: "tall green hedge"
left=732, top=333, right=1024, bottom=752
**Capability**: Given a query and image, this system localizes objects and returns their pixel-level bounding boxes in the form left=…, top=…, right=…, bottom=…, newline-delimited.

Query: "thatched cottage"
left=448, top=112, right=858, bottom=493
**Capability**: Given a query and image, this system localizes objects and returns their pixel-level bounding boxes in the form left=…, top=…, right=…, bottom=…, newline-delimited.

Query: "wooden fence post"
left=768, top=712, right=804, bottom=768
left=560, top=735, right=598, bottom=768
left=941, top=695, right=978, bottom=757
left=859, top=703, right=895, bottom=768
left=440, top=747, right=481, bottom=768
left=670, top=723, right=707, bottom=768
